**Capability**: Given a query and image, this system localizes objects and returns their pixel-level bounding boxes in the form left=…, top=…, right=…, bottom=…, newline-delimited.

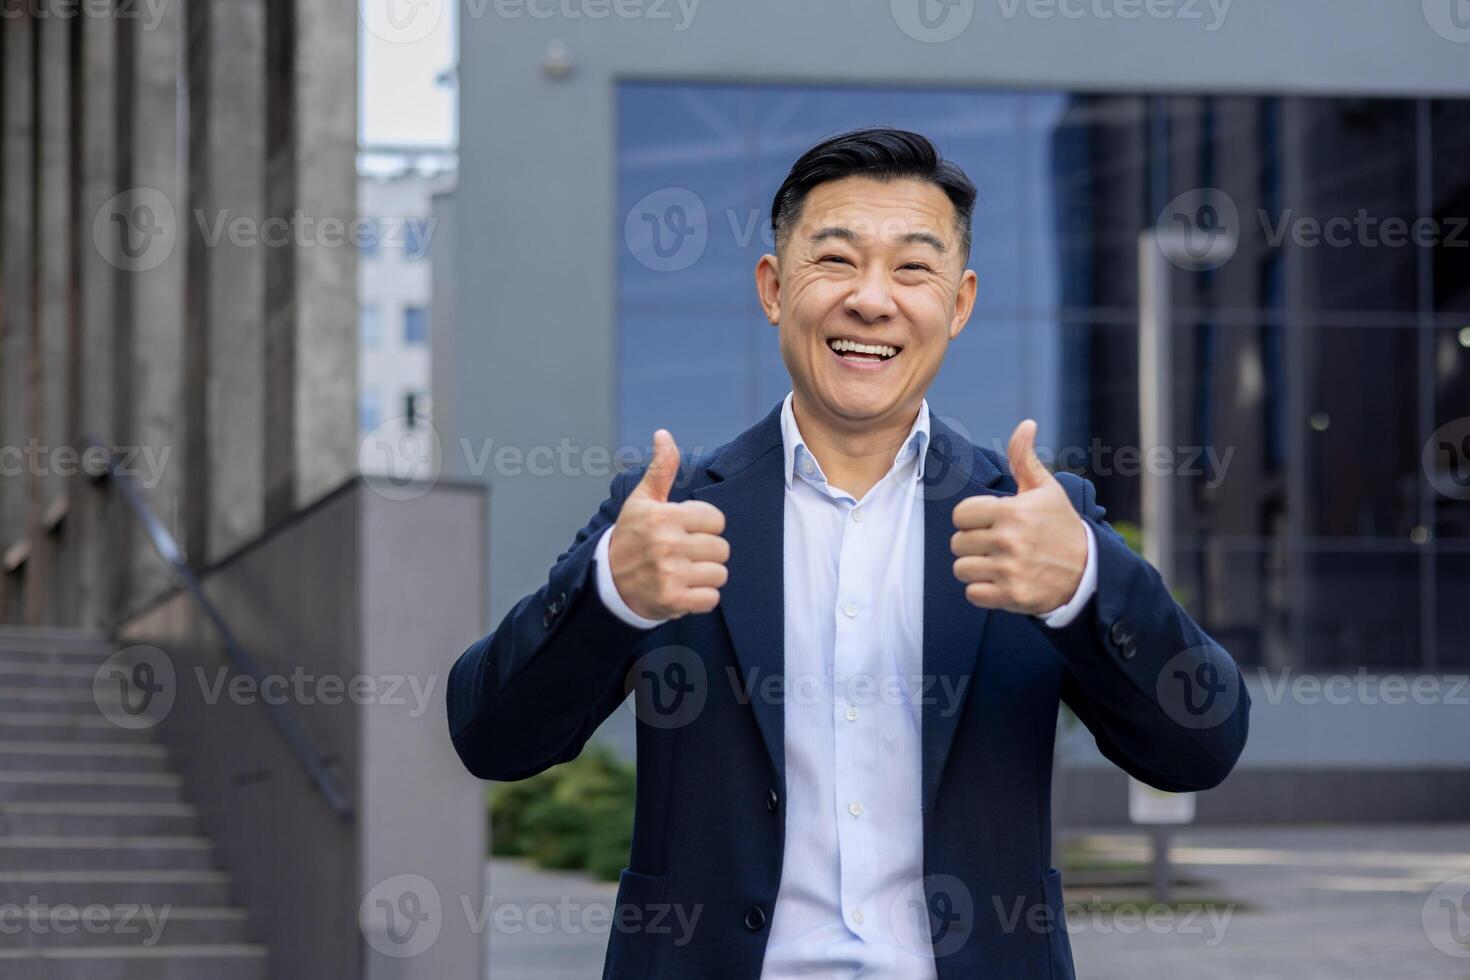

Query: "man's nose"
left=842, top=268, right=898, bottom=322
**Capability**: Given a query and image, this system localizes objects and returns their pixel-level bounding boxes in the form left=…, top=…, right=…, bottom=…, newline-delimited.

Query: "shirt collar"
left=779, top=391, right=930, bottom=490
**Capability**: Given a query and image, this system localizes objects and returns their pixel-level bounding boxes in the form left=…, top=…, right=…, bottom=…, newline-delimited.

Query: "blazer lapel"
left=690, top=405, right=788, bottom=789
left=921, top=416, right=1006, bottom=814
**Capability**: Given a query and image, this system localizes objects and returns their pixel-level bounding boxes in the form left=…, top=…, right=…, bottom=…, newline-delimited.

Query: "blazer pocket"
left=1041, top=868, right=1077, bottom=980
left=601, top=868, right=670, bottom=979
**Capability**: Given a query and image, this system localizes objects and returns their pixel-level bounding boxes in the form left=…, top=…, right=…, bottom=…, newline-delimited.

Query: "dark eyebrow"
left=808, top=225, right=947, bottom=254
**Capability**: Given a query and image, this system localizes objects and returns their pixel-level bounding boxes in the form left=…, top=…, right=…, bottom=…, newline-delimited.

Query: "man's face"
left=756, top=175, right=977, bottom=434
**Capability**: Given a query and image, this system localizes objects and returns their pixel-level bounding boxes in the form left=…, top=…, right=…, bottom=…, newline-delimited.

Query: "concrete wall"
left=120, top=479, right=486, bottom=980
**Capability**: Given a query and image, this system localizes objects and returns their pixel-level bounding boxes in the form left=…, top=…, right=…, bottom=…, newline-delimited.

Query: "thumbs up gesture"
left=607, top=430, right=730, bottom=620
left=950, top=420, right=1088, bottom=614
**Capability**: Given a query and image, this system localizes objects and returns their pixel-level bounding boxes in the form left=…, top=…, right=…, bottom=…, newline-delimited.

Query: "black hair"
left=769, top=127, right=976, bottom=259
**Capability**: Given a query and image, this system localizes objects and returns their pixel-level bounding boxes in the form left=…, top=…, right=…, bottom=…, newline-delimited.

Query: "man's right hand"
left=607, top=429, right=729, bottom=620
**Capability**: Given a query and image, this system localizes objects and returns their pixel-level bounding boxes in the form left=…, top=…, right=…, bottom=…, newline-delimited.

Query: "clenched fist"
left=951, top=419, right=1088, bottom=615
left=607, top=430, right=730, bottom=620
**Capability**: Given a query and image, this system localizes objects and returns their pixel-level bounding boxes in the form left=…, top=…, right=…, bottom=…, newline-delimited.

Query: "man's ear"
left=755, top=253, right=782, bottom=326
left=949, top=268, right=978, bottom=340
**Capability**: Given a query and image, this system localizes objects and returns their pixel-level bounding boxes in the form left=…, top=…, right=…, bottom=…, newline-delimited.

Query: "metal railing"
left=86, top=437, right=354, bottom=823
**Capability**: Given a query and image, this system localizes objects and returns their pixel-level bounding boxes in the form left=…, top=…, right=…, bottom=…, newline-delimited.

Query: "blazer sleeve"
left=1045, top=472, right=1251, bottom=792
left=446, top=471, right=655, bottom=781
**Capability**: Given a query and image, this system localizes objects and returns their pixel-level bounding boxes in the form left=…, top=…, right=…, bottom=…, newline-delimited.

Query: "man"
left=447, top=128, right=1249, bottom=978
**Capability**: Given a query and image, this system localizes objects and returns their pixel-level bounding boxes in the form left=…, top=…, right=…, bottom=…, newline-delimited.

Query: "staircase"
left=0, top=627, right=267, bottom=980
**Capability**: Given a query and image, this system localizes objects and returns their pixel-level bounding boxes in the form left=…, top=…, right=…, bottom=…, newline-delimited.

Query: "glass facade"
left=615, top=82, right=1470, bottom=671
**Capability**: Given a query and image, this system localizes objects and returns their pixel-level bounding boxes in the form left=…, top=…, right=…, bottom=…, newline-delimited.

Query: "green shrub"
left=489, top=744, right=635, bottom=882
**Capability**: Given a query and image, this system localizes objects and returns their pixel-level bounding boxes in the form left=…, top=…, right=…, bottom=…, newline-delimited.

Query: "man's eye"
left=899, top=263, right=932, bottom=272
left=820, top=254, right=851, bottom=265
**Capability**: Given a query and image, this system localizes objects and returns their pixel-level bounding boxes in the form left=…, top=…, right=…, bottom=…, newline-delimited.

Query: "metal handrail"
left=86, top=437, right=354, bottom=823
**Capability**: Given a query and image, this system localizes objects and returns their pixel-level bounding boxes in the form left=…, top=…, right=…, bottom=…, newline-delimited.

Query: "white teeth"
left=828, top=338, right=898, bottom=358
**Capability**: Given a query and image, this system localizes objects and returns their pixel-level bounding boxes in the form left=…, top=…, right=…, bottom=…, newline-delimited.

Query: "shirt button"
left=844, top=706, right=859, bottom=722
left=851, top=908, right=865, bottom=925
left=848, top=801, right=863, bottom=817
left=843, top=603, right=858, bottom=618
left=851, top=507, right=863, bottom=523
left=802, top=458, right=814, bottom=475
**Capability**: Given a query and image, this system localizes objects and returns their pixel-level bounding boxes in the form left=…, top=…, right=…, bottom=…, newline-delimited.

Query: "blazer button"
left=1120, top=637, right=1138, bottom=660
left=548, top=591, right=566, bottom=615
left=744, top=906, right=767, bottom=931
left=1108, top=620, right=1133, bottom=647
left=765, top=788, right=779, bottom=813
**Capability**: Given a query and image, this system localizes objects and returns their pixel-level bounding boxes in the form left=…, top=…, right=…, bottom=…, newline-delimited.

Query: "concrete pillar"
left=124, top=1, right=186, bottom=611
left=0, top=13, right=35, bottom=623
left=33, top=14, right=76, bottom=625
left=186, top=0, right=267, bottom=563
left=264, top=0, right=357, bottom=522
left=75, top=3, right=122, bottom=628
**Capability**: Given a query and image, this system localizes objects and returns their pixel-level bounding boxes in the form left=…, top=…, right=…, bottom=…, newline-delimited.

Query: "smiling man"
left=447, top=128, right=1250, bottom=979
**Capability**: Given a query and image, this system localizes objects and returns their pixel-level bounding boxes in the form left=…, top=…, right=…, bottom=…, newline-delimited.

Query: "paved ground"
left=485, top=824, right=1470, bottom=978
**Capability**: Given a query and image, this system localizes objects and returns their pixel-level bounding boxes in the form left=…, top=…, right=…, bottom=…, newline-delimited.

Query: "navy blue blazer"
left=448, top=402, right=1250, bottom=979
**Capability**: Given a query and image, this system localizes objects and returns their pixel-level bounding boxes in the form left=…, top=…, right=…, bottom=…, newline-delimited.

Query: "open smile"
left=827, top=337, right=902, bottom=369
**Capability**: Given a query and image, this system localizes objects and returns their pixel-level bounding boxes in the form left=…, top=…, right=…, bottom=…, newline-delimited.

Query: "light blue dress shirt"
left=594, top=393, right=1097, bottom=977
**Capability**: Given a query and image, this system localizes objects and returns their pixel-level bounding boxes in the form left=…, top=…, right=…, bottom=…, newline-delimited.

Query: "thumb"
left=632, top=429, right=680, bottom=502
left=1007, top=419, right=1052, bottom=492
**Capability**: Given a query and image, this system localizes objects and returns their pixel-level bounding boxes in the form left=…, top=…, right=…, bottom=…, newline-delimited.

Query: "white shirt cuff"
left=1039, top=522, right=1098, bottom=629
left=593, top=526, right=668, bottom=629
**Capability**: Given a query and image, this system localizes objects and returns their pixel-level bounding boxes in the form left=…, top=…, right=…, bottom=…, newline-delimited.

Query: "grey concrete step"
left=0, top=802, right=200, bottom=836
left=0, top=686, right=106, bottom=713
left=0, top=835, right=216, bottom=872
left=0, top=742, right=171, bottom=774
left=0, top=905, right=252, bottom=948
left=0, top=713, right=158, bottom=743
left=0, top=870, right=235, bottom=906
left=0, top=661, right=100, bottom=689
left=0, top=772, right=185, bottom=805
left=0, top=943, right=268, bottom=980
left=0, top=628, right=116, bottom=659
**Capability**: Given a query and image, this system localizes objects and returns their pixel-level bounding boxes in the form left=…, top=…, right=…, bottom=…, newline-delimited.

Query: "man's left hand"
left=951, top=419, right=1088, bottom=614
